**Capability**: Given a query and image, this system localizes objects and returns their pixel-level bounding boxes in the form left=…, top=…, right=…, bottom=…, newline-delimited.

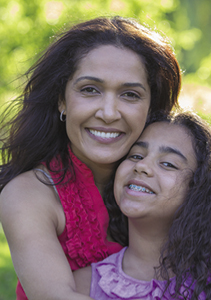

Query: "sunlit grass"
left=0, top=224, right=17, bottom=300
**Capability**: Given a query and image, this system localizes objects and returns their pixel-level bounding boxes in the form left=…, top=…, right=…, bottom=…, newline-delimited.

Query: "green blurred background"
left=0, top=0, right=211, bottom=298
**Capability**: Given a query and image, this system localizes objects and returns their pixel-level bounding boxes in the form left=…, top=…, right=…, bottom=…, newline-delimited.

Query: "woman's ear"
left=58, top=99, right=66, bottom=114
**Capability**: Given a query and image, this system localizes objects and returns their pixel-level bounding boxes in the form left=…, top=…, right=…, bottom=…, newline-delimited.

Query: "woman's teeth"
left=129, top=184, right=154, bottom=194
left=89, top=129, right=120, bottom=138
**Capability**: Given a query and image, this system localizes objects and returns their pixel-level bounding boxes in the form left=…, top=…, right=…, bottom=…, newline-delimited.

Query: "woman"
left=75, top=110, right=211, bottom=299
left=0, top=16, right=181, bottom=300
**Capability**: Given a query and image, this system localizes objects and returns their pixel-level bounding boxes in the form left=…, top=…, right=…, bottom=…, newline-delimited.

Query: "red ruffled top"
left=16, top=146, right=122, bottom=299
left=56, top=147, right=122, bottom=269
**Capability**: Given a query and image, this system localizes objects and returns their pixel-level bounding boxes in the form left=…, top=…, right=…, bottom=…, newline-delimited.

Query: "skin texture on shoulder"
left=0, top=171, right=93, bottom=300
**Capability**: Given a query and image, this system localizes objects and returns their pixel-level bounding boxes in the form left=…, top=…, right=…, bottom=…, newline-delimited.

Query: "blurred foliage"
left=0, top=0, right=211, bottom=107
left=0, top=225, right=16, bottom=300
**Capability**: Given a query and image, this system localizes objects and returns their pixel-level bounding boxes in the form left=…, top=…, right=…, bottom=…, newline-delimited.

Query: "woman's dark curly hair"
left=105, top=110, right=211, bottom=299
left=0, top=16, right=181, bottom=191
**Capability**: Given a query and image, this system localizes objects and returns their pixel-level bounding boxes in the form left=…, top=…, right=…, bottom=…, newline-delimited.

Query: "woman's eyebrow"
left=73, top=76, right=146, bottom=91
left=122, top=82, right=146, bottom=91
left=73, top=76, right=103, bottom=85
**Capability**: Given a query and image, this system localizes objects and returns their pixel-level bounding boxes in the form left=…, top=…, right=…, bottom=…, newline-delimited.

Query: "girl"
left=74, top=110, right=211, bottom=299
left=0, top=16, right=181, bottom=300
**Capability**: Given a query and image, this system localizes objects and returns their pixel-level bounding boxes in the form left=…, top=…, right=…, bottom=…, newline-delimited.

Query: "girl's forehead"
left=136, top=122, right=190, bottom=148
left=140, top=122, right=186, bottom=139
left=133, top=122, right=196, bottom=166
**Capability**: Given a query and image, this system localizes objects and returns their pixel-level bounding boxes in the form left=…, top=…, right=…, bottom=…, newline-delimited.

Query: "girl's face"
left=114, top=122, right=197, bottom=223
left=58, top=45, right=151, bottom=170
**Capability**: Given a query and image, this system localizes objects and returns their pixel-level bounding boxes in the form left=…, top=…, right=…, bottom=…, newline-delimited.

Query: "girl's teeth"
left=89, top=129, right=120, bottom=138
left=129, top=184, right=154, bottom=194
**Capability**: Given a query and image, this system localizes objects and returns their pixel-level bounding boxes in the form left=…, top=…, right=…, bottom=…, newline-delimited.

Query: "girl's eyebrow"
left=159, top=146, right=187, bottom=161
left=134, top=141, right=148, bottom=149
left=133, top=141, right=187, bottom=161
left=73, top=76, right=146, bottom=91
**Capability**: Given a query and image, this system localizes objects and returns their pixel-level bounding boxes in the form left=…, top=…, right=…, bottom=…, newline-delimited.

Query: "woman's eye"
left=81, top=87, right=99, bottom=94
left=162, top=162, right=177, bottom=169
left=122, top=91, right=140, bottom=100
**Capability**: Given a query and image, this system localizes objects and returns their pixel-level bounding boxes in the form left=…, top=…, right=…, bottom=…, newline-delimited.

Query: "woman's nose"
left=95, top=94, right=121, bottom=123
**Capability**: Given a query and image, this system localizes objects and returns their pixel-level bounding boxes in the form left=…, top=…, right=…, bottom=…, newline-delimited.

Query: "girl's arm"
left=0, top=170, right=94, bottom=300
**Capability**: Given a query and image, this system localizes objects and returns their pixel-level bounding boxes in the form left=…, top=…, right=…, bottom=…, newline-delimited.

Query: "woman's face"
left=58, top=45, right=151, bottom=170
left=114, top=122, right=197, bottom=224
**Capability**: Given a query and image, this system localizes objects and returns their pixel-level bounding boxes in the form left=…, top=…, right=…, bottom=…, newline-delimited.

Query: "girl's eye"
left=122, top=91, right=140, bottom=100
left=128, top=154, right=144, bottom=160
left=81, top=87, right=99, bottom=94
left=162, top=162, right=177, bottom=169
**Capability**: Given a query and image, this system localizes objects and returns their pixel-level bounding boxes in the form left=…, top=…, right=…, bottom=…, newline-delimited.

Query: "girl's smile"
left=114, top=122, right=197, bottom=222
left=128, top=184, right=154, bottom=194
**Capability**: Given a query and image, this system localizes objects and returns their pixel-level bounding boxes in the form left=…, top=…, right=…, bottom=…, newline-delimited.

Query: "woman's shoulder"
left=1, top=165, right=60, bottom=197
left=1, top=168, right=51, bottom=201
left=0, top=168, right=65, bottom=234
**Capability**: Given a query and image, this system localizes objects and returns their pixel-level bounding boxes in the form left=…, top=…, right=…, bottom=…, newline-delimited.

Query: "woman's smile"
left=58, top=45, right=151, bottom=169
left=87, top=127, right=123, bottom=141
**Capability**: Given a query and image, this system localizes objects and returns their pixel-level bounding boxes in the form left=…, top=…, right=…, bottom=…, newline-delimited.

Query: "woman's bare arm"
left=0, top=170, right=93, bottom=300
left=74, top=266, right=92, bottom=296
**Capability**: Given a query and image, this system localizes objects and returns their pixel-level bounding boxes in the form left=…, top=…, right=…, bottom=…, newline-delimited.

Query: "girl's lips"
left=127, top=179, right=155, bottom=194
left=128, top=184, right=154, bottom=194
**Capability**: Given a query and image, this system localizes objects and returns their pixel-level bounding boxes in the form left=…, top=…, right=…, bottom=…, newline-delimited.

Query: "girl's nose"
left=134, top=158, right=154, bottom=177
left=95, top=95, right=121, bottom=123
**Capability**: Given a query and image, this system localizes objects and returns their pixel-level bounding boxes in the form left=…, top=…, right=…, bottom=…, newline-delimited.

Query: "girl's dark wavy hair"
left=105, top=110, right=211, bottom=299
left=0, top=16, right=181, bottom=191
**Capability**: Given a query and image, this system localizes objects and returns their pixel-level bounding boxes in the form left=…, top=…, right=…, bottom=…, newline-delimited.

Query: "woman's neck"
left=93, top=169, right=113, bottom=196
left=70, top=147, right=118, bottom=196
left=88, top=162, right=117, bottom=196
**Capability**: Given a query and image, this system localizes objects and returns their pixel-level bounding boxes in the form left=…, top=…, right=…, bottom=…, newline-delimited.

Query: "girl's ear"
left=58, top=99, right=66, bottom=114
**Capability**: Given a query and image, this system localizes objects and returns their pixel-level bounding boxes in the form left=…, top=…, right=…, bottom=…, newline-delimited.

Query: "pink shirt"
left=90, top=247, right=207, bottom=300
